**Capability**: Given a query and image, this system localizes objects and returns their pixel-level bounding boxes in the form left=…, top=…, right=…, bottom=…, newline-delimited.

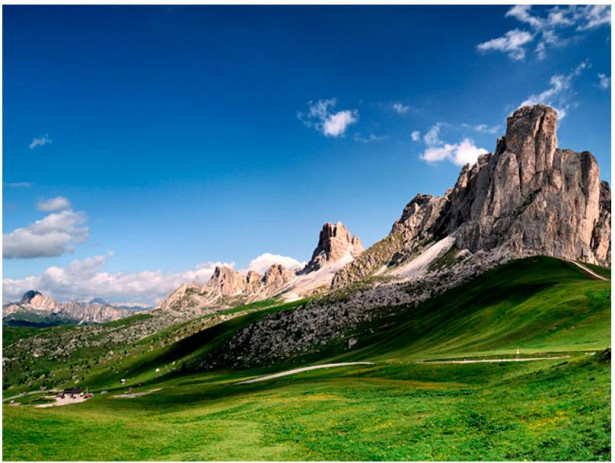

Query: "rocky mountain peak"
left=20, top=290, right=43, bottom=305
left=333, top=103, right=610, bottom=289
left=301, top=221, right=364, bottom=273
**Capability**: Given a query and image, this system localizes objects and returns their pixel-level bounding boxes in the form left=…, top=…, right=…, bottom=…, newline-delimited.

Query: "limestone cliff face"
left=334, top=104, right=610, bottom=289
left=300, top=222, right=364, bottom=274
left=437, top=104, right=608, bottom=264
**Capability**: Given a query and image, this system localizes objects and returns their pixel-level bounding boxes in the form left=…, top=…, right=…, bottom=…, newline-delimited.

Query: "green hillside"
left=3, top=256, right=611, bottom=460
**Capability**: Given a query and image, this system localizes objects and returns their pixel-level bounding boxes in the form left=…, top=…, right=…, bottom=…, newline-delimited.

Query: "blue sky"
left=3, top=5, right=611, bottom=303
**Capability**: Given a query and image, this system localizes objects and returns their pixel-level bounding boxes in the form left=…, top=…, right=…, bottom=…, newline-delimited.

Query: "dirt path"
left=114, top=388, right=162, bottom=399
left=566, top=260, right=609, bottom=281
left=236, top=362, right=374, bottom=385
left=3, top=390, right=47, bottom=403
left=419, top=355, right=571, bottom=364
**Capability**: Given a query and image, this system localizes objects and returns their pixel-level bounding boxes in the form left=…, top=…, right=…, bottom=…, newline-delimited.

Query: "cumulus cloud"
left=2, top=254, right=236, bottom=305
left=242, top=253, right=305, bottom=275
left=298, top=99, right=358, bottom=137
left=519, top=60, right=589, bottom=119
left=28, top=134, right=52, bottom=150
left=421, top=139, right=488, bottom=167
left=419, top=123, right=488, bottom=167
left=392, top=103, right=410, bottom=114
left=37, top=196, right=71, bottom=212
left=411, top=131, right=421, bottom=142
left=477, top=29, right=534, bottom=61
left=3, top=204, right=89, bottom=259
left=478, top=5, right=611, bottom=61
left=598, top=73, right=611, bottom=90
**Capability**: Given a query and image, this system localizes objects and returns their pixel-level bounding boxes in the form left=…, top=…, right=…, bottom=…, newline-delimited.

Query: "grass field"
left=3, top=257, right=611, bottom=461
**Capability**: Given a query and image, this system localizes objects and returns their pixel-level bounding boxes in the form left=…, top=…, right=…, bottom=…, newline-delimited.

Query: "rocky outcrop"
left=300, top=222, right=363, bottom=274
left=160, top=264, right=296, bottom=312
left=334, top=104, right=610, bottom=289
left=3, top=292, right=137, bottom=325
left=435, top=105, right=608, bottom=265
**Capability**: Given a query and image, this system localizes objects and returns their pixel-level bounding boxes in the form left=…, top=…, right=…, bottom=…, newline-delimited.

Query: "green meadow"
left=3, top=257, right=611, bottom=461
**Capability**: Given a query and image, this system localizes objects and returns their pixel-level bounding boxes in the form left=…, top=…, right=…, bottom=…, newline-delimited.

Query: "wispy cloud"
left=4, top=182, right=33, bottom=188
left=28, top=134, right=52, bottom=150
left=353, top=133, right=387, bottom=143
left=298, top=99, right=358, bottom=137
left=392, top=103, right=410, bottom=114
left=598, top=73, right=611, bottom=90
left=461, top=123, right=502, bottom=135
left=477, top=29, right=534, bottom=61
left=3, top=198, right=89, bottom=259
left=477, top=5, right=611, bottom=61
left=411, top=131, right=421, bottom=142
left=519, top=60, right=590, bottom=119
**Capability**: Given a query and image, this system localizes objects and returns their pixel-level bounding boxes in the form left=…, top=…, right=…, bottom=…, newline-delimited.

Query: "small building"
left=59, top=387, right=84, bottom=398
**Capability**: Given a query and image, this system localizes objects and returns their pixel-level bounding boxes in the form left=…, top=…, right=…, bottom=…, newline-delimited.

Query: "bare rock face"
left=262, top=264, right=296, bottom=293
left=437, top=104, right=607, bottom=265
left=301, top=222, right=363, bottom=274
left=334, top=104, right=610, bottom=289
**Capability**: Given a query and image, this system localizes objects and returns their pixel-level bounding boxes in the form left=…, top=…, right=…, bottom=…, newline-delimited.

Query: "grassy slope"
left=332, top=257, right=610, bottom=362
left=3, top=257, right=611, bottom=460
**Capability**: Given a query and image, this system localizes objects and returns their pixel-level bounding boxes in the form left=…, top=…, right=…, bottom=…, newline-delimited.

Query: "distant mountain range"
left=2, top=291, right=152, bottom=327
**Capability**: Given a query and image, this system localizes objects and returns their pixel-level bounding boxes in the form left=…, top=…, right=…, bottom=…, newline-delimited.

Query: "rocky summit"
left=333, top=104, right=610, bottom=289
left=300, top=222, right=364, bottom=274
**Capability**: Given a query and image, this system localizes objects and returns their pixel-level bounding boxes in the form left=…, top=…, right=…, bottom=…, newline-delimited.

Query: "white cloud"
left=324, top=110, right=358, bottom=137
left=3, top=205, right=89, bottom=259
left=411, top=131, right=421, bottom=142
left=479, top=5, right=610, bottom=61
left=419, top=122, right=488, bottom=167
left=598, top=73, right=611, bottom=90
left=242, top=253, right=305, bottom=275
left=37, top=196, right=71, bottom=212
left=577, top=5, right=611, bottom=31
left=423, top=124, right=442, bottom=146
left=298, top=99, right=358, bottom=138
left=506, top=5, right=543, bottom=29
left=392, top=103, right=410, bottom=114
left=519, top=60, right=589, bottom=119
left=28, top=134, right=52, bottom=150
left=421, top=139, right=488, bottom=167
left=461, top=123, right=501, bottom=135
left=2, top=254, right=236, bottom=305
left=477, top=29, right=534, bottom=61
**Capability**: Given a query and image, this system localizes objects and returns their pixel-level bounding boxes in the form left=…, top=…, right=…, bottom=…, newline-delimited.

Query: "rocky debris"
left=3, top=292, right=136, bottom=325
left=201, top=249, right=519, bottom=369
left=300, top=222, right=363, bottom=274
left=334, top=104, right=610, bottom=290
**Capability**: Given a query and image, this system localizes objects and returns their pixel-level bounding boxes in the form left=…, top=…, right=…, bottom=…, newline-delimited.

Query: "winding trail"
left=418, top=355, right=571, bottom=364
left=236, top=362, right=374, bottom=385
left=566, top=259, right=609, bottom=281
